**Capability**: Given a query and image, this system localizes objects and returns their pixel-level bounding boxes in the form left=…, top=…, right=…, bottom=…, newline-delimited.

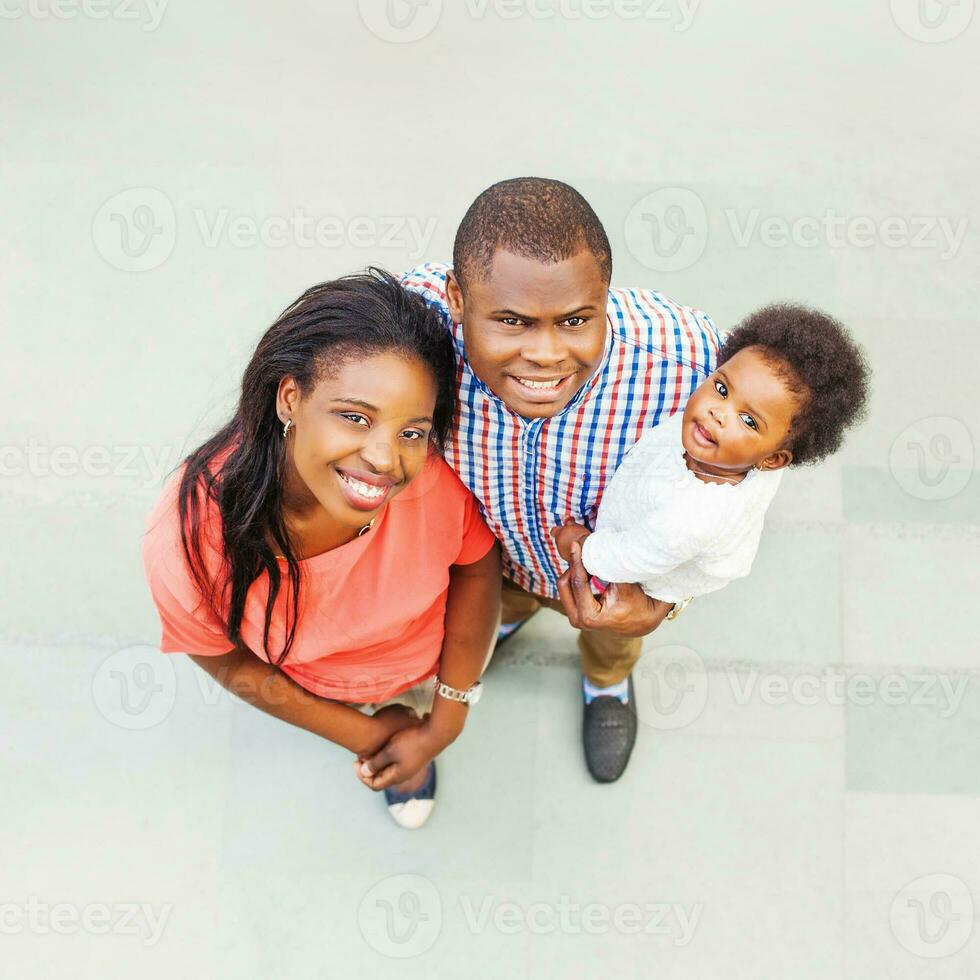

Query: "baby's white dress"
left=580, top=412, right=782, bottom=603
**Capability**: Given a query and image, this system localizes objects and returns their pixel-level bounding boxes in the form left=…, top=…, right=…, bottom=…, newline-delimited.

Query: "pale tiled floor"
left=3, top=534, right=979, bottom=979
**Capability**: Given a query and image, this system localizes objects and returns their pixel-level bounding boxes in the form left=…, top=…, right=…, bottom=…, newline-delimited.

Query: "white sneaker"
left=384, top=762, right=437, bottom=830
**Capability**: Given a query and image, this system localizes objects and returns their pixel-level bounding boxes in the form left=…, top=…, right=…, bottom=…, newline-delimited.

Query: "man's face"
left=446, top=248, right=609, bottom=419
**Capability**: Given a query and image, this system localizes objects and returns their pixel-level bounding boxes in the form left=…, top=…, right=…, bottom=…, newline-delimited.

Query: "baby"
left=553, top=303, right=870, bottom=612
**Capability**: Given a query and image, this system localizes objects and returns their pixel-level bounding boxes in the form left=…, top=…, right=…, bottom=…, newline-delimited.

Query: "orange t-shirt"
left=141, top=452, right=496, bottom=702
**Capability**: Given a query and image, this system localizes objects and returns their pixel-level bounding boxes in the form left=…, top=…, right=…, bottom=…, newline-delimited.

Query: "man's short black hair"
left=718, top=303, right=871, bottom=466
left=452, top=177, right=612, bottom=291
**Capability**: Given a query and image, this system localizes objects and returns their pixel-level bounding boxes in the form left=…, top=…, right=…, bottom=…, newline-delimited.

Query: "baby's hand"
left=551, top=518, right=592, bottom=563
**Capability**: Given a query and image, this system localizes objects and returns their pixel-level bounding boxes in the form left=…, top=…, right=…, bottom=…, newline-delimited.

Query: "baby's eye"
left=740, top=413, right=758, bottom=430
left=341, top=413, right=370, bottom=427
left=714, top=379, right=728, bottom=397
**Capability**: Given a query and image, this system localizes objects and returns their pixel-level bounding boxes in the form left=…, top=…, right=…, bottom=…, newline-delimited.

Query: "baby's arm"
left=580, top=522, right=693, bottom=587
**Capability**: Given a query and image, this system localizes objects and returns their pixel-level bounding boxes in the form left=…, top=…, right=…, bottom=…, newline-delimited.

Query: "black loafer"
left=582, top=674, right=637, bottom=783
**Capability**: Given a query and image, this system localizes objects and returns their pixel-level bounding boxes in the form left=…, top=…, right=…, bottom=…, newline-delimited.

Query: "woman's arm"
left=188, top=647, right=420, bottom=758
left=359, top=541, right=502, bottom=789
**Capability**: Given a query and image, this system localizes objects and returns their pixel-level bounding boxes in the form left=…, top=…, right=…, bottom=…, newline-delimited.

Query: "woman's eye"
left=740, top=413, right=758, bottom=430
left=714, top=380, right=728, bottom=397
left=341, top=413, right=369, bottom=427
left=401, top=430, right=427, bottom=441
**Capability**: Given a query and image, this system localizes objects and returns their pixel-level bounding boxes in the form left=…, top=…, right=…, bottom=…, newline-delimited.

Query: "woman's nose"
left=361, top=437, right=398, bottom=472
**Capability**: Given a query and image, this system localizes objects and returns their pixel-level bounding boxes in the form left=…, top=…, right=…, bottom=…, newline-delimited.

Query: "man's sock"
left=583, top=675, right=630, bottom=705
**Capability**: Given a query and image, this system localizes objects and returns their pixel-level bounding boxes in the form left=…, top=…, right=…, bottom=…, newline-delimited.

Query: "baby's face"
left=682, top=346, right=800, bottom=473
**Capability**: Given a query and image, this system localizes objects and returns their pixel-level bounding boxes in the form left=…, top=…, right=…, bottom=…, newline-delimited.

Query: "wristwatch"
left=434, top=676, right=483, bottom=705
left=666, top=596, right=694, bottom=621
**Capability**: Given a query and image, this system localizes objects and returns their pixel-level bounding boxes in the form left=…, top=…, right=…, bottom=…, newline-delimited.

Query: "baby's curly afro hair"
left=717, top=304, right=871, bottom=466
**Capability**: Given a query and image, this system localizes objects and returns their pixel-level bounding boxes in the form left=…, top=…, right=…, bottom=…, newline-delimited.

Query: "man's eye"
left=740, top=413, right=758, bottom=430
left=564, top=317, right=586, bottom=328
left=500, top=317, right=523, bottom=327
left=341, top=413, right=369, bottom=427
left=714, top=380, right=728, bottom=397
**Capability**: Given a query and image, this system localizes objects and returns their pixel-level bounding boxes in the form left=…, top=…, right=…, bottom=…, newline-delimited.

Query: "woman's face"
left=278, top=351, right=438, bottom=528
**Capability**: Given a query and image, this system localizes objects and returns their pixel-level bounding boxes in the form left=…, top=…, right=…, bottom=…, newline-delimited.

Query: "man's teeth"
left=517, top=377, right=564, bottom=390
left=340, top=473, right=386, bottom=499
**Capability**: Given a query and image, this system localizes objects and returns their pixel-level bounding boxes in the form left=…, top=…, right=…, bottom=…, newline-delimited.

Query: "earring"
left=282, top=418, right=293, bottom=438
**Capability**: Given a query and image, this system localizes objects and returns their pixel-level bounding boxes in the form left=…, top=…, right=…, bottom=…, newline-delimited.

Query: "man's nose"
left=521, top=327, right=567, bottom=366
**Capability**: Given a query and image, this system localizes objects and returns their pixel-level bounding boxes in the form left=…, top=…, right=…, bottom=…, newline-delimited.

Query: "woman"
left=142, top=269, right=501, bottom=829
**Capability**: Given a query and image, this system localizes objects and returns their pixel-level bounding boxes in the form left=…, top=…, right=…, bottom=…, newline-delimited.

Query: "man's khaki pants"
left=500, top=577, right=642, bottom=687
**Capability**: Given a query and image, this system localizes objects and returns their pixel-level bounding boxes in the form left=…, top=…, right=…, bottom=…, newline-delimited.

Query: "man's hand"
left=556, top=541, right=673, bottom=637
left=550, top=518, right=593, bottom=563
left=354, top=723, right=443, bottom=791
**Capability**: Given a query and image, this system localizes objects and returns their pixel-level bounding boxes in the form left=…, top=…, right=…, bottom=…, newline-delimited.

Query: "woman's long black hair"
left=177, top=268, right=457, bottom=665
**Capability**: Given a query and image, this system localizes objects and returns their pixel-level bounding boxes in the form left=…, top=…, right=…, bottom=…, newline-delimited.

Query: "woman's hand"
left=551, top=518, right=592, bottom=563
left=357, top=704, right=424, bottom=759
left=354, top=722, right=446, bottom=791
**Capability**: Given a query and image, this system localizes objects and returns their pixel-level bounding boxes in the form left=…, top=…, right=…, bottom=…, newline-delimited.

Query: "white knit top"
left=580, top=413, right=782, bottom=603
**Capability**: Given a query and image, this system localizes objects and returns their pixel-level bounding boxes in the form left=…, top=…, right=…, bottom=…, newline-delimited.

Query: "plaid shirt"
left=402, top=262, right=723, bottom=600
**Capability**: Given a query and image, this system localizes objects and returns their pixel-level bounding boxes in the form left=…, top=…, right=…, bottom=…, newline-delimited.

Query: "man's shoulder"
left=606, top=284, right=722, bottom=371
left=401, top=261, right=451, bottom=311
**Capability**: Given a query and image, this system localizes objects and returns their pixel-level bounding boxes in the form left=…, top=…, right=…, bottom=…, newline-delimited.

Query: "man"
left=403, top=177, right=721, bottom=782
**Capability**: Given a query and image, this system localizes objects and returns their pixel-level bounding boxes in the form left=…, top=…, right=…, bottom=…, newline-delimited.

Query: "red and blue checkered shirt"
left=402, top=262, right=723, bottom=600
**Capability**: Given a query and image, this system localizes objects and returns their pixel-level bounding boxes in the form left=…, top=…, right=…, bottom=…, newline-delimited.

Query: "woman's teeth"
left=339, top=473, right=387, bottom=499
left=517, top=376, right=564, bottom=390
